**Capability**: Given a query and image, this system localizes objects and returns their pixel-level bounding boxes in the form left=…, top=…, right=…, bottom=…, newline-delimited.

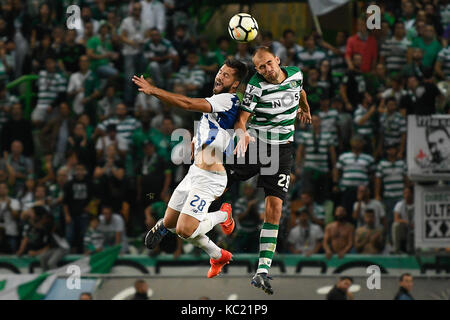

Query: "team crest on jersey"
left=289, top=80, right=298, bottom=88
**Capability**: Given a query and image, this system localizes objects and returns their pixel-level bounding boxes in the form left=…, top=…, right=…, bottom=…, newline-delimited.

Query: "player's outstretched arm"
left=132, top=75, right=212, bottom=113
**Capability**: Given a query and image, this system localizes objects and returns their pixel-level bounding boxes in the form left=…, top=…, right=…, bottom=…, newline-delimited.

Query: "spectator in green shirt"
left=409, top=24, right=442, bottom=68
left=86, top=22, right=119, bottom=80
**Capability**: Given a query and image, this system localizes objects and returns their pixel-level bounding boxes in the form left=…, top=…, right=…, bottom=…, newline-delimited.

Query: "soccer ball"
left=228, top=13, right=259, bottom=43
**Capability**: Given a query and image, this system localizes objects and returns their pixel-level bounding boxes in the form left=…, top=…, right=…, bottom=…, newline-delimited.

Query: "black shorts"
left=224, top=139, right=294, bottom=200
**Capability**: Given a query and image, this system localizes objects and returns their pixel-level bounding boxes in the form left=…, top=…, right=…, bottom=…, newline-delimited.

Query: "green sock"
left=256, top=222, right=279, bottom=274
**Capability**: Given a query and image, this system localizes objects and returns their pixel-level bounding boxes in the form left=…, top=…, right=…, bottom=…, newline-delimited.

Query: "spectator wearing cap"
left=376, top=143, right=407, bottom=243
left=119, top=1, right=146, bottom=106
left=296, top=115, right=337, bottom=204
left=345, top=18, right=378, bottom=73
left=336, top=135, right=376, bottom=217
left=287, top=208, right=323, bottom=256
left=377, top=97, right=406, bottom=160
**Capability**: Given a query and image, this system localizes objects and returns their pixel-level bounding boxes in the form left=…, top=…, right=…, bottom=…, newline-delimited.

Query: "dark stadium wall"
left=202, top=2, right=353, bottom=46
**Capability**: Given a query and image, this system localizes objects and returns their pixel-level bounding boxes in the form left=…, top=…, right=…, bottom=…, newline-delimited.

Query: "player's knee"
left=176, top=224, right=194, bottom=239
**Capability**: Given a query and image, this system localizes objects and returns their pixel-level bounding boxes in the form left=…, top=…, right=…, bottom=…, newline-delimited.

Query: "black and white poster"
left=415, top=185, right=450, bottom=249
left=407, top=115, right=450, bottom=180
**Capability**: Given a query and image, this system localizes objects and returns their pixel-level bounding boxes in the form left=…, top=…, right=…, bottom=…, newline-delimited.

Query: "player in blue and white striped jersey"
left=133, top=59, right=248, bottom=279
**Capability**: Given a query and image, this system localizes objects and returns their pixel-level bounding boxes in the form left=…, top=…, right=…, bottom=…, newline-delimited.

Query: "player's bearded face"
left=213, top=66, right=235, bottom=94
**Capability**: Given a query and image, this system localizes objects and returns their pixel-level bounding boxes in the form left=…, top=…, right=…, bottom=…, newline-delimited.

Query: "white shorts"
left=168, top=165, right=227, bottom=222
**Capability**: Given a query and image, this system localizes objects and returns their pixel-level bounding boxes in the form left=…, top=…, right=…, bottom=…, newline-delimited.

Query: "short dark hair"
left=224, top=58, right=248, bottom=83
left=339, top=276, right=354, bottom=283
left=364, top=208, right=375, bottom=215
left=399, top=273, right=412, bottom=282
left=283, top=28, right=295, bottom=38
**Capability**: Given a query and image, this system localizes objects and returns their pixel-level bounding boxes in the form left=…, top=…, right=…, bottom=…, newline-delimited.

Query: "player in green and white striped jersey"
left=229, top=47, right=311, bottom=295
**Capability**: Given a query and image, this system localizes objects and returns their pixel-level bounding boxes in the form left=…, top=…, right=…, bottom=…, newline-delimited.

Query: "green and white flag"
left=0, top=245, right=121, bottom=300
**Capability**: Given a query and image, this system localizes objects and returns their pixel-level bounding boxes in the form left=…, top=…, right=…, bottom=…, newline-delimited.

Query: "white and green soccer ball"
left=228, top=13, right=259, bottom=43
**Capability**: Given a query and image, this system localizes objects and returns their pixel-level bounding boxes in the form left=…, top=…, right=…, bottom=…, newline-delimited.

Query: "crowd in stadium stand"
left=0, top=0, right=449, bottom=264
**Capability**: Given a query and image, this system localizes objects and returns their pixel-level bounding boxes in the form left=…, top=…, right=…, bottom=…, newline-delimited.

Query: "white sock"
left=188, top=234, right=222, bottom=260
left=209, top=210, right=228, bottom=225
left=185, top=210, right=228, bottom=240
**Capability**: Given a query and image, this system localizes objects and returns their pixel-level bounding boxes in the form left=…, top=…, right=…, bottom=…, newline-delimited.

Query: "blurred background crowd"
left=0, top=0, right=449, bottom=268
